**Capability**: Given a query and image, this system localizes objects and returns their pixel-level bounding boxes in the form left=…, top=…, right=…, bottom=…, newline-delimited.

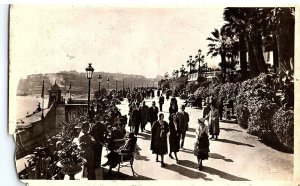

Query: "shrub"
left=247, top=98, right=278, bottom=142
left=236, top=73, right=277, bottom=129
left=194, top=86, right=209, bottom=99
left=272, top=108, right=294, bottom=152
left=186, top=82, right=200, bottom=94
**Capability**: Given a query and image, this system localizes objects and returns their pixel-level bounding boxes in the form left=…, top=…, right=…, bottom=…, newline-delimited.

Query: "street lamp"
left=107, top=78, right=110, bottom=90
left=97, top=75, right=102, bottom=94
left=115, top=80, right=118, bottom=91
left=85, top=63, right=94, bottom=114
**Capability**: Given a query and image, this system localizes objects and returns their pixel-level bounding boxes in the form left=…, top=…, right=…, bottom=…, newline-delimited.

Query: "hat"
left=198, top=118, right=205, bottom=124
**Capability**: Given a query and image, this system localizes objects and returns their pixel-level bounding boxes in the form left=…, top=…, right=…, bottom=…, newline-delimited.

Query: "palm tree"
left=206, top=28, right=228, bottom=74
left=223, top=8, right=269, bottom=78
left=261, top=7, right=294, bottom=74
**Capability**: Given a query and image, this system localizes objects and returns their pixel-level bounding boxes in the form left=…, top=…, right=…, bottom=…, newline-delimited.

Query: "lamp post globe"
left=85, top=63, right=94, bottom=115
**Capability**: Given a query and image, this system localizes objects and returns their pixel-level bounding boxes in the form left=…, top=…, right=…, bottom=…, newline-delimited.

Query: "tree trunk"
left=221, top=52, right=227, bottom=74
left=239, top=32, right=247, bottom=80
left=272, top=35, right=279, bottom=74
left=277, top=17, right=294, bottom=74
left=250, top=29, right=268, bottom=74
left=247, top=37, right=260, bottom=77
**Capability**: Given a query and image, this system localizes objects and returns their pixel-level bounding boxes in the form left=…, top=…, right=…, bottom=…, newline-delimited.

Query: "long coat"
left=194, top=125, right=209, bottom=160
left=208, top=109, right=220, bottom=135
left=140, top=105, right=149, bottom=125
left=148, top=106, right=159, bottom=123
left=169, top=121, right=180, bottom=153
left=150, top=120, right=169, bottom=155
left=176, top=111, right=190, bottom=133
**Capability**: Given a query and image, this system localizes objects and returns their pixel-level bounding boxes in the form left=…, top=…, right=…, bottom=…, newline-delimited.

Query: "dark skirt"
left=194, top=133, right=210, bottom=160
left=169, top=132, right=180, bottom=153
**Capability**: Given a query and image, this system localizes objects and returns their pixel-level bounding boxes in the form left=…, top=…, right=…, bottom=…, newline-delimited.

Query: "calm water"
left=16, top=96, right=47, bottom=119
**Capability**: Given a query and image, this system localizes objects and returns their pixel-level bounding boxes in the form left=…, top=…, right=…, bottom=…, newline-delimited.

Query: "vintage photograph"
left=9, top=5, right=295, bottom=182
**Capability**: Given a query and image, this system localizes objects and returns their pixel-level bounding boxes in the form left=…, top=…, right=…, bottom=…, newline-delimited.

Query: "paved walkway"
left=105, top=95, right=293, bottom=181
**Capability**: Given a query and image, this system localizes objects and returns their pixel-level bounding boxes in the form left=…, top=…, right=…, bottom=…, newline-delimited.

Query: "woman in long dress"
left=194, top=118, right=210, bottom=170
left=150, top=113, right=169, bottom=167
left=206, top=102, right=220, bottom=140
left=168, top=113, right=180, bottom=163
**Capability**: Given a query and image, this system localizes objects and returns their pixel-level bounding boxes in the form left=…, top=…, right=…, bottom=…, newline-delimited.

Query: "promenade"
left=104, top=95, right=293, bottom=181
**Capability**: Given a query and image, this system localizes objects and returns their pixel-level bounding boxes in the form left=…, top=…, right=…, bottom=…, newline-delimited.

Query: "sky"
left=10, top=5, right=225, bottom=80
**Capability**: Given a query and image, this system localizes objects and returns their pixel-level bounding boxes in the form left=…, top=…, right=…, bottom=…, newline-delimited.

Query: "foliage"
left=194, top=86, right=209, bottom=99
left=186, top=82, right=200, bottom=94
left=272, top=108, right=294, bottom=152
left=217, top=82, right=240, bottom=104
left=247, top=98, right=278, bottom=142
left=158, top=79, right=170, bottom=90
left=94, top=88, right=108, bottom=99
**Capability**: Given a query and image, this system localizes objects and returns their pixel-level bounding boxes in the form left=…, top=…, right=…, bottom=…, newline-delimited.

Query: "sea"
left=16, top=95, right=47, bottom=119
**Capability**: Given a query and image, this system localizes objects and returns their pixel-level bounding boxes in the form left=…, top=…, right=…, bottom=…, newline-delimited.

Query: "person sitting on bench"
left=102, top=132, right=137, bottom=173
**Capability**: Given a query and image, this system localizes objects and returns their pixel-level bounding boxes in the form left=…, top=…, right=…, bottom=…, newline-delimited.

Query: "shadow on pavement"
left=209, top=153, right=234, bottom=162
left=163, top=163, right=213, bottom=180
left=220, top=128, right=242, bottom=133
left=135, top=146, right=150, bottom=161
left=180, top=148, right=194, bottom=155
left=201, top=166, right=250, bottom=181
left=137, top=132, right=151, bottom=140
left=220, top=120, right=238, bottom=124
left=185, top=133, right=196, bottom=138
left=103, top=168, right=155, bottom=180
left=215, top=138, right=255, bottom=147
left=188, top=127, right=196, bottom=132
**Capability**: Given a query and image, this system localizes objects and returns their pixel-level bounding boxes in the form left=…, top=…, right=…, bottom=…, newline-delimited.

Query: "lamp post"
left=115, top=80, right=118, bottom=91
left=97, top=75, right=102, bottom=95
left=85, top=63, right=94, bottom=115
left=107, top=78, right=110, bottom=90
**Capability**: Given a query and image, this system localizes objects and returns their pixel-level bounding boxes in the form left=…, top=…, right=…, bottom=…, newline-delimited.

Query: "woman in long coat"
left=206, top=102, right=220, bottom=140
left=168, top=113, right=180, bottom=163
left=194, top=118, right=210, bottom=170
left=150, top=113, right=169, bottom=167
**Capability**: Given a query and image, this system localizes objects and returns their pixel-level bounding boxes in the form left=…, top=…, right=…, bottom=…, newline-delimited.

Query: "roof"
left=50, top=81, right=61, bottom=91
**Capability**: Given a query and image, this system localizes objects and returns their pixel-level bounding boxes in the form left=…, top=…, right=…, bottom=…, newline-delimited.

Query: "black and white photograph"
left=7, top=4, right=298, bottom=184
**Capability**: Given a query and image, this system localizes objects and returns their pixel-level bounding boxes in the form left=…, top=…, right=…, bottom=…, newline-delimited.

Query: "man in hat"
left=176, top=105, right=189, bottom=149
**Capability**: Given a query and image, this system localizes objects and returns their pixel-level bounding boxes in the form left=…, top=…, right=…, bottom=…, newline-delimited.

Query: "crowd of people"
left=20, top=86, right=225, bottom=180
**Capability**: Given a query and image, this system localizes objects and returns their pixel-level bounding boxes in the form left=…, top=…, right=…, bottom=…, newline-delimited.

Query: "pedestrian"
left=159, top=94, right=165, bottom=112
left=168, top=102, right=178, bottom=121
left=150, top=113, right=169, bottom=167
left=132, top=103, right=142, bottom=135
left=157, top=89, right=161, bottom=97
left=218, top=98, right=224, bottom=121
left=128, top=102, right=136, bottom=132
left=79, top=122, right=96, bottom=180
left=203, top=102, right=211, bottom=119
left=140, top=101, right=149, bottom=131
left=206, top=102, right=220, bottom=140
left=148, top=101, right=159, bottom=127
left=168, top=113, right=180, bottom=164
left=176, top=105, right=189, bottom=149
left=90, top=121, right=108, bottom=169
left=194, top=118, right=209, bottom=170
left=166, top=90, right=170, bottom=101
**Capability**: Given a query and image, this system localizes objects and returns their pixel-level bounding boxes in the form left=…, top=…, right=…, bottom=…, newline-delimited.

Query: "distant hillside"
left=17, top=71, right=161, bottom=96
